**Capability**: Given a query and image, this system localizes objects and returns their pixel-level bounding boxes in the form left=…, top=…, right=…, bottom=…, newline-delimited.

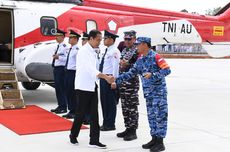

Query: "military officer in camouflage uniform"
left=116, top=30, right=140, bottom=141
left=111, top=37, right=171, bottom=152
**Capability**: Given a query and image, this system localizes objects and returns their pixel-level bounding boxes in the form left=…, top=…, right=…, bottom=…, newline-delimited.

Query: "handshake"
left=105, top=75, right=117, bottom=89
left=97, top=73, right=117, bottom=89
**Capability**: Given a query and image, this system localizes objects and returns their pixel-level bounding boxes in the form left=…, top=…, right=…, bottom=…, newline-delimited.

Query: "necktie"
left=51, top=45, right=59, bottom=67
left=99, top=48, right=108, bottom=72
left=65, top=47, right=72, bottom=69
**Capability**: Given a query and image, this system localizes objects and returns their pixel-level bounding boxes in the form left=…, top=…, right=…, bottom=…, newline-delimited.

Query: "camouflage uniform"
left=116, top=49, right=171, bottom=138
left=119, top=45, right=139, bottom=130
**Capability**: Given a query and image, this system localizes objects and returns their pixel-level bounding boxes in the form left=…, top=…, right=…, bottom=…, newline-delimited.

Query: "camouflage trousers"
left=146, top=93, right=168, bottom=138
left=119, top=77, right=139, bottom=129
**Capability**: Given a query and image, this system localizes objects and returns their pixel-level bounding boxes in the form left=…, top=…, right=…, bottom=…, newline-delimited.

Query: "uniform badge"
left=114, top=53, right=118, bottom=59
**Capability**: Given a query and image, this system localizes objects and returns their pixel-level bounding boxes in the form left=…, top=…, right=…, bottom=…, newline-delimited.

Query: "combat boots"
left=123, top=128, right=137, bottom=141
left=142, top=135, right=156, bottom=149
left=117, top=128, right=128, bottom=138
left=150, top=137, right=165, bottom=152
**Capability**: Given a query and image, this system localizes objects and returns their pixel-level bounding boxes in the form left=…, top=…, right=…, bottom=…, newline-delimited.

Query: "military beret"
left=124, top=30, right=136, bottom=39
left=135, top=37, right=151, bottom=45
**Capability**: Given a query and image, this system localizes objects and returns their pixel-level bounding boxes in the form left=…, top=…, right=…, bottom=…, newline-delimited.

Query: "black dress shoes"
left=88, top=142, right=107, bottom=149
left=100, top=126, right=116, bottom=131
left=69, top=134, right=78, bottom=144
left=62, top=113, right=75, bottom=119
left=50, top=107, right=60, bottom=112
left=54, top=109, right=67, bottom=114
left=50, top=107, right=67, bottom=114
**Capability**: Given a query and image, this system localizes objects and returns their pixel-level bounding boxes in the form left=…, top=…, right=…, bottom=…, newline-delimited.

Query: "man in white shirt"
left=62, top=30, right=80, bottom=119
left=99, top=30, right=120, bottom=131
left=50, top=29, right=68, bottom=114
left=81, top=31, right=91, bottom=125
left=70, top=29, right=110, bottom=149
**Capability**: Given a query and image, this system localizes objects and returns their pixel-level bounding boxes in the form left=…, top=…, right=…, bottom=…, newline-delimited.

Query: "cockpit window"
left=40, top=17, right=57, bottom=36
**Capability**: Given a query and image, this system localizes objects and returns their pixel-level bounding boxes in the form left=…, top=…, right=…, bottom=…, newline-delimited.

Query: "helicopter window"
left=86, top=20, right=97, bottom=33
left=40, top=17, right=57, bottom=36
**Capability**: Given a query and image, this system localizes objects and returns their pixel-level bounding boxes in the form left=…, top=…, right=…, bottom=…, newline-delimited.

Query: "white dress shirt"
left=75, top=43, right=100, bottom=92
left=66, top=44, right=79, bottom=70
left=100, top=44, right=121, bottom=78
left=54, top=42, right=68, bottom=67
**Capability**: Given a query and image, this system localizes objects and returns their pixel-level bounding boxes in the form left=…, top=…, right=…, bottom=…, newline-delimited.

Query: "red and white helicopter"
left=0, top=0, right=229, bottom=90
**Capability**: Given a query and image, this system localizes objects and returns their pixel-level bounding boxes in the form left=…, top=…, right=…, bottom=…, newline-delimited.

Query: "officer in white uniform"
left=51, top=29, right=68, bottom=114
left=99, top=30, right=120, bottom=131
left=62, top=30, right=81, bottom=119
left=82, top=32, right=89, bottom=46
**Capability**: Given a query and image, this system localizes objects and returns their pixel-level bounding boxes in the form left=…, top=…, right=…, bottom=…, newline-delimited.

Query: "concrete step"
left=1, top=99, right=25, bottom=109
left=0, top=69, right=14, bottom=73
left=1, top=89, right=21, bottom=99
left=0, top=68, right=25, bottom=110
left=0, top=69, right=15, bottom=81
left=0, top=73, right=16, bottom=81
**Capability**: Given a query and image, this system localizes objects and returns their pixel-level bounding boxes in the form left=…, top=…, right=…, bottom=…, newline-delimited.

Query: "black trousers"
left=65, top=70, right=76, bottom=114
left=100, top=79, right=116, bottom=127
left=53, top=66, right=67, bottom=109
left=70, top=87, right=100, bottom=143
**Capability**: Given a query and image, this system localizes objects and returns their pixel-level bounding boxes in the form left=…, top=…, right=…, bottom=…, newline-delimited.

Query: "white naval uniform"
left=65, top=44, right=79, bottom=114
left=66, top=44, right=79, bottom=70
left=100, top=44, right=121, bottom=77
left=99, top=43, right=120, bottom=128
left=52, top=42, right=68, bottom=110
left=54, top=42, right=68, bottom=67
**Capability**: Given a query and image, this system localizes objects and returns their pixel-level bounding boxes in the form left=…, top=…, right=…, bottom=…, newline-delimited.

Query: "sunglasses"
left=124, top=38, right=132, bottom=41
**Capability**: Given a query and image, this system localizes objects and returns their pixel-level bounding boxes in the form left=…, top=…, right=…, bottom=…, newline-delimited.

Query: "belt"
left=54, top=66, right=65, bottom=68
left=66, top=69, right=76, bottom=72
